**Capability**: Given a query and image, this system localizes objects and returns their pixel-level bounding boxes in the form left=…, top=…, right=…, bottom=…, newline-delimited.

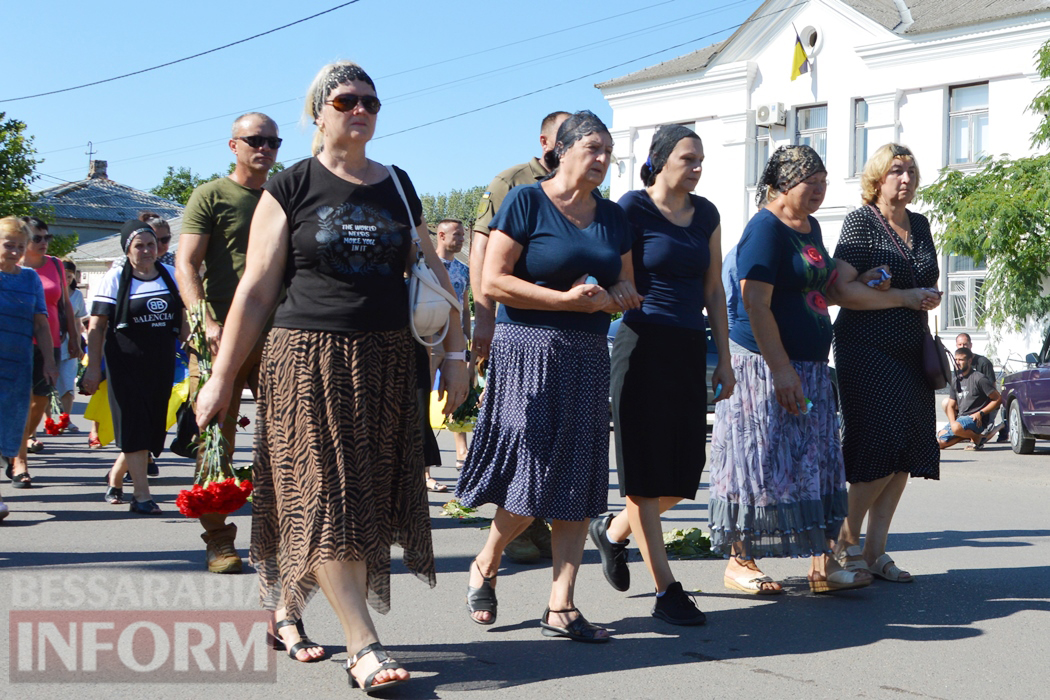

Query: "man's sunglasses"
left=325, top=94, right=381, bottom=114
left=157, top=236, right=172, bottom=245
left=32, top=234, right=54, bottom=244
left=237, top=136, right=283, bottom=150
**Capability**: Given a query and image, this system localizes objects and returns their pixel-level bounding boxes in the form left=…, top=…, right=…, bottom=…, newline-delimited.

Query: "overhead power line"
left=0, top=1, right=363, bottom=103
left=37, top=0, right=715, bottom=155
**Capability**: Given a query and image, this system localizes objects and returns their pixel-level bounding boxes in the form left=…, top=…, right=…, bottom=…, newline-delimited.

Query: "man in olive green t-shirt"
left=469, top=111, right=568, bottom=363
left=175, top=112, right=279, bottom=575
left=467, top=110, right=567, bottom=565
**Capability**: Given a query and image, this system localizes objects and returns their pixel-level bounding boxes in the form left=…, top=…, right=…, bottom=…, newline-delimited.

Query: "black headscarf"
left=756, top=145, right=826, bottom=208
left=640, top=125, right=699, bottom=186
left=113, top=220, right=181, bottom=331
left=542, top=110, right=611, bottom=174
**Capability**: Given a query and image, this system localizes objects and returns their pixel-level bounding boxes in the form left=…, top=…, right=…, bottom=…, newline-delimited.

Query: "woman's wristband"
left=444, top=350, right=469, bottom=362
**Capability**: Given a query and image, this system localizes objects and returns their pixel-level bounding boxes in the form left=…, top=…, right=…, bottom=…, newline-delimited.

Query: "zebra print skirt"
left=250, top=327, right=436, bottom=618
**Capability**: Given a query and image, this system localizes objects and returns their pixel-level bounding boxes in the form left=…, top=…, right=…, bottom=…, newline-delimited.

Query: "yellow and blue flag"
left=791, top=33, right=810, bottom=81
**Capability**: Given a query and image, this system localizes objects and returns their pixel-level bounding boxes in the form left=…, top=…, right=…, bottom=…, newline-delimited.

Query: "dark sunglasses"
left=156, top=236, right=172, bottom=244
left=325, top=94, right=381, bottom=114
left=237, top=135, right=283, bottom=149
left=32, top=234, right=54, bottom=244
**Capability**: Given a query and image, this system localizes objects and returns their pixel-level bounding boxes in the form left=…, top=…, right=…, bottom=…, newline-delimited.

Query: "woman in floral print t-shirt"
left=709, top=145, right=939, bottom=596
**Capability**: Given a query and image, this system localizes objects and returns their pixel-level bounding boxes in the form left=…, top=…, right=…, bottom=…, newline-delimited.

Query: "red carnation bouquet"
left=175, top=301, right=252, bottom=517
left=43, top=388, right=71, bottom=436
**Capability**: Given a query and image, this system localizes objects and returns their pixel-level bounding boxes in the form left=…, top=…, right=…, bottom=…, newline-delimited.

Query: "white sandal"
left=870, top=553, right=913, bottom=583
left=809, top=569, right=872, bottom=594
left=837, top=545, right=870, bottom=572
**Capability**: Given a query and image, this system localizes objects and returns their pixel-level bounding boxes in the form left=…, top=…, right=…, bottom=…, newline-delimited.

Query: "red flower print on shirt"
left=806, top=290, right=830, bottom=316
left=802, top=245, right=825, bottom=268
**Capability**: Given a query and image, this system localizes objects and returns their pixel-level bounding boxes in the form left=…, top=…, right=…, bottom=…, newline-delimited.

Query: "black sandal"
left=346, top=642, right=407, bottom=694
left=540, top=607, right=610, bottom=644
left=268, top=617, right=324, bottom=662
left=9, top=462, right=31, bottom=489
left=466, top=559, right=497, bottom=625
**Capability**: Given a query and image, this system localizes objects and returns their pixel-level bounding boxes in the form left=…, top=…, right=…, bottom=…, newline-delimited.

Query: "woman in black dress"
left=82, top=220, right=185, bottom=514
left=832, top=143, right=941, bottom=583
left=590, top=125, right=733, bottom=625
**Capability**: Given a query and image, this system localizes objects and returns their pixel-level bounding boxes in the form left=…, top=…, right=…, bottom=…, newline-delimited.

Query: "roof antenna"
left=85, top=141, right=97, bottom=167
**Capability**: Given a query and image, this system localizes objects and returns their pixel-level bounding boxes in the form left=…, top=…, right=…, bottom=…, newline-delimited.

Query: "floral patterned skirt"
left=708, top=350, right=847, bottom=558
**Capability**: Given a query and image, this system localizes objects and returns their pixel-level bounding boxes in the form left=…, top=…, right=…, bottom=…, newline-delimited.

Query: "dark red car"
left=999, top=330, right=1050, bottom=454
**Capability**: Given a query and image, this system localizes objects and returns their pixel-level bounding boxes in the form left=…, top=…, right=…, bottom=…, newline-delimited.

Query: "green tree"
left=152, top=162, right=285, bottom=206
left=46, top=231, right=79, bottom=258
left=150, top=166, right=208, bottom=206
left=919, top=39, right=1050, bottom=332
left=0, top=113, right=44, bottom=218
left=420, top=185, right=486, bottom=231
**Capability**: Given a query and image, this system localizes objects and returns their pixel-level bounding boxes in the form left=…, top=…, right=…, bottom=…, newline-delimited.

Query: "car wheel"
left=1009, top=400, right=1035, bottom=455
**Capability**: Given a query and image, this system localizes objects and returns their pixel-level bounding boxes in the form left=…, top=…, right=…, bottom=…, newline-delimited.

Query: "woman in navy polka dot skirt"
left=456, top=111, right=639, bottom=643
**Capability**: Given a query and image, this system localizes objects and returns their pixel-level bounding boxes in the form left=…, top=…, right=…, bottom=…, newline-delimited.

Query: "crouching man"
left=938, top=347, right=1001, bottom=450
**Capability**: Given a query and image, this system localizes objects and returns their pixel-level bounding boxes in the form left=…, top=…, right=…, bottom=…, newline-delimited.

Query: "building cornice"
left=857, top=19, right=1050, bottom=69
left=603, top=63, right=750, bottom=110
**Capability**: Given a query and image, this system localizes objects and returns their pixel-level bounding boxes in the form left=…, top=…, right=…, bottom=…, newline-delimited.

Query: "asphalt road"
left=2, top=396, right=1048, bottom=699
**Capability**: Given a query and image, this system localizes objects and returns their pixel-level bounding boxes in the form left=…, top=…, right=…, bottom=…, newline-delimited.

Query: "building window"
left=949, top=83, right=989, bottom=166
left=853, top=99, right=869, bottom=175
left=796, top=105, right=827, bottom=163
left=946, top=254, right=987, bottom=329
left=753, top=128, right=770, bottom=185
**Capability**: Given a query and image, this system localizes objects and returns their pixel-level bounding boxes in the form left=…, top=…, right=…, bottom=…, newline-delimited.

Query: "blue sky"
left=4, top=0, right=763, bottom=199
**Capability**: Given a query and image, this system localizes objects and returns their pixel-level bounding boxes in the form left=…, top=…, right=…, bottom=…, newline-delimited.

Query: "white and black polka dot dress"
left=832, top=206, right=940, bottom=483
left=455, top=324, right=610, bottom=520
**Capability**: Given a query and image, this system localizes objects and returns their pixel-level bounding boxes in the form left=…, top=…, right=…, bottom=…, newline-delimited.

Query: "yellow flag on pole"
left=791, top=33, right=810, bottom=81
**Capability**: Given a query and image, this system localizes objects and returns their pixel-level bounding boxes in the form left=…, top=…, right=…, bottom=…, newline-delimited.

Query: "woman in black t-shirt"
left=195, top=61, right=467, bottom=694
left=82, top=220, right=185, bottom=515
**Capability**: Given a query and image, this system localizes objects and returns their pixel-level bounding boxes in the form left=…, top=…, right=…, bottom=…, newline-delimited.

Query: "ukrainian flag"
left=791, top=33, right=810, bottom=81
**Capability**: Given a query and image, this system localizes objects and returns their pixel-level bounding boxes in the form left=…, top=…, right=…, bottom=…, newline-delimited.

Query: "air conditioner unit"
left=756, top=102, right=786, bottom=126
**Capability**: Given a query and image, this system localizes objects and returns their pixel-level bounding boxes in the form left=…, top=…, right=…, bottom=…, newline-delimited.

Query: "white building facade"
left=599, top=0, right=1050, bottom=369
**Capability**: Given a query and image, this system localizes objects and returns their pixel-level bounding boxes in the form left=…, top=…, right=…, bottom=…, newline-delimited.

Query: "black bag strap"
left=867, top=205, right=936, bottom=334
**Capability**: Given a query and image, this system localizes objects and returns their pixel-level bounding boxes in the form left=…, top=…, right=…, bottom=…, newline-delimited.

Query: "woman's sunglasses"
left=157, top=236, right=172, bottom=245
left=325, top=94, right=381, bottom=115
left=32, top=234, right=54, bottom=244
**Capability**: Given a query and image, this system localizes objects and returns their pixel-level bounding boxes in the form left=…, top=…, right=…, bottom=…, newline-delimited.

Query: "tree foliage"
left=47, top=232, right=79, bottom=258
left=420, top=185, right=486, bottom=231
left=919, top=39, right=1050, bottom=332
left=150, top=166, right=209, bottom=206
left=920, top=154, right=1050, bottom=330
left=151, top=162, right=285, bottom=206
left=0, top=113, right=44, bottom=218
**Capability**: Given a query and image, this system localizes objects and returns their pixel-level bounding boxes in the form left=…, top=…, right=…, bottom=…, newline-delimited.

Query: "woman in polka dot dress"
left=832, top=144, right=941, bottom=583
left=456, top=111, right=638, bottom=643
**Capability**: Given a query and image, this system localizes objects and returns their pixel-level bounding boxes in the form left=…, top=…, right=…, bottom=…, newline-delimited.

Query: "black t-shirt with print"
left=264, top=158, right=424, bottom=333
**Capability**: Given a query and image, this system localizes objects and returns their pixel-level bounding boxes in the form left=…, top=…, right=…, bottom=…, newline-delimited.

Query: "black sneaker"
left=651, top=581, right=706, bottom=626
left=147, top=458, right=159, bottom=477
left=589, top=514, right=630, bottom=591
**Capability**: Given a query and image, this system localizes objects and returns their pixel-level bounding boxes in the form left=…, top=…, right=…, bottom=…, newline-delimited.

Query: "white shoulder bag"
left=386, top=165, right=461, bottom=346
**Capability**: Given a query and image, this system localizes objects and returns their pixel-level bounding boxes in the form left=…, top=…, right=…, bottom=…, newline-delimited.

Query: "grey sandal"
left=466, top=559, right=497, bottom=625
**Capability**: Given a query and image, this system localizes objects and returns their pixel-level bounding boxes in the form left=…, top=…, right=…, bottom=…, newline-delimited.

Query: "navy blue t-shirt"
left=491, top=183, right=631, bottom=335
left=617, top=189, right=719, bottom=331
left=729, top=208, right=837, bottom=362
